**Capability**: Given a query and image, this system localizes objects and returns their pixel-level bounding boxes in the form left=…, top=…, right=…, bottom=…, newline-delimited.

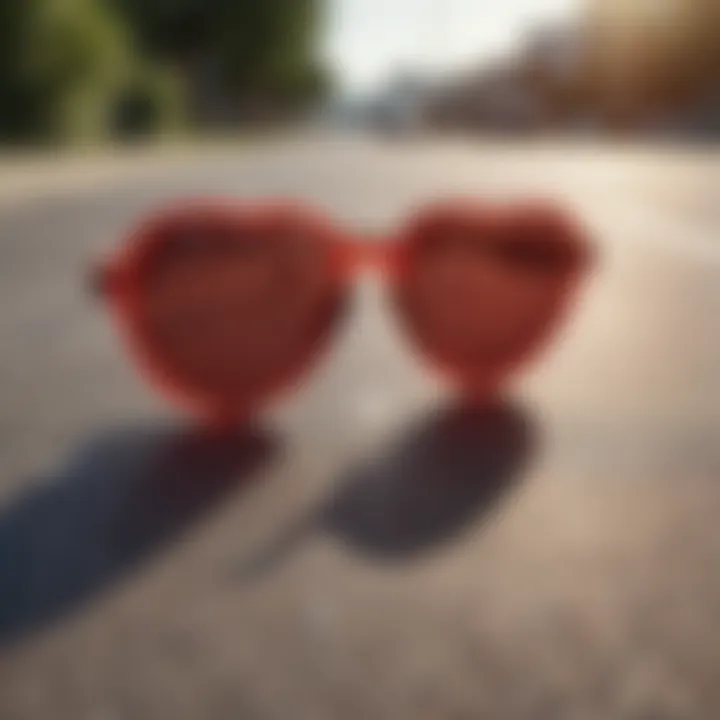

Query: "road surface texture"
left=1, top=136, right=719, bottom=719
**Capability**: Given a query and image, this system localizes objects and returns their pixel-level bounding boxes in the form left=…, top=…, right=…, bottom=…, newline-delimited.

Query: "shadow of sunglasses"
left=92, top=199, right=594, bottom=425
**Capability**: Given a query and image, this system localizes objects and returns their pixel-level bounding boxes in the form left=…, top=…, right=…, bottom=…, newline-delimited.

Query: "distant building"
left=422, top=24, right=592, bottom=134
left=374, top=0, right=720, bottom=138
left=424, top=61, right=546, bottom=133
left=583, top=0, right=720, bottom=130
left=519, top=25, right=589, bottom=126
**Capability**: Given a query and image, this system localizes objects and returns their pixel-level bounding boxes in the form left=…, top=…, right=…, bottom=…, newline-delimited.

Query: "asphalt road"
left=1, top=136, right=720, bottom=719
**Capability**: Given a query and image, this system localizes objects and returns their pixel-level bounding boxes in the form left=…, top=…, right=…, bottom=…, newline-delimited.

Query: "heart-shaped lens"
left=111, top=205, right=346, bottom=415
left=392, top=203, right=591, bottom=393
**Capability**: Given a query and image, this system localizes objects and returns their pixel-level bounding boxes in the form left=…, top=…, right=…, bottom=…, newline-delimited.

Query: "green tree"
left=0, top=0, right=330, bottom=144
left=26, top=0, right=132, bottom=142
left=0, top=2, right=41, bottom=140
left=116, top=0, right=330, bottom=121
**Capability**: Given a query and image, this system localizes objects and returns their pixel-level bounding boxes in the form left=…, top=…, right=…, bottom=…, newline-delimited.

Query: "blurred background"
left=2, top=2, right=720, bottom=720
left=345, top=0, right=720, bottom=138
left=0, top=0, right=718, bottom=145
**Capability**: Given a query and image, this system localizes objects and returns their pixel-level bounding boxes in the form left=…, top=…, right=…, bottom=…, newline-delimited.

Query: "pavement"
left=0, top=135, right=719, bottom=719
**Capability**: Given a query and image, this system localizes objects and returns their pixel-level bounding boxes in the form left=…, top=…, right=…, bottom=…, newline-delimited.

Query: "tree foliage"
left=0, top=0, right=329, bottom=144
left=117, top=0, right=330, bottom=113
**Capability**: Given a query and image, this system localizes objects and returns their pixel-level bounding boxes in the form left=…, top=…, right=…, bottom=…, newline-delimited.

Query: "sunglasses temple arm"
left=88, top=259, right=119, bottom=301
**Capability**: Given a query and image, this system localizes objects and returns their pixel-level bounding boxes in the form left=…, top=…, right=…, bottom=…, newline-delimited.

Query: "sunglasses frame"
left=94, top=198, right=592, bottom=424
left=391, top=199, right=592, bottom=397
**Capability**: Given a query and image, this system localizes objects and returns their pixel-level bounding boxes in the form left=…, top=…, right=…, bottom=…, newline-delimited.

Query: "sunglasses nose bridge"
left=361, top=233, right=396, bottom=270
left=357, top=240, right=388, bottom=269
left=334, top=235, right=389, bottom=277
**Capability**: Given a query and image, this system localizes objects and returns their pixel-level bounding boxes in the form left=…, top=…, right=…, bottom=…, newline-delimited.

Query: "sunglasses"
left=93, top=199, right=593, bottom=424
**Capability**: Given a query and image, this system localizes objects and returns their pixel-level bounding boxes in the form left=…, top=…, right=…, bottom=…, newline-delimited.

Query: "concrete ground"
left=0, top=136, right=719, bottom=719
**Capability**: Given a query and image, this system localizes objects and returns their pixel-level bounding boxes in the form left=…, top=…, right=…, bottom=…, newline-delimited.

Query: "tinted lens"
left=136, top=217, right=341, bottom=406
left=489, top=226, right=577, bottom=275
left=395, top=216, right=584, bottom=385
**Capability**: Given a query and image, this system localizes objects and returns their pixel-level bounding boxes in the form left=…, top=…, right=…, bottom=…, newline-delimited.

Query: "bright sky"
left=323, top=0, right=582, bottom=93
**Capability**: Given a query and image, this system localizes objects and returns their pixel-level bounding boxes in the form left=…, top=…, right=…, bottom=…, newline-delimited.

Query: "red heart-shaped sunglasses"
left=93, top=199, right=593, bottom=426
